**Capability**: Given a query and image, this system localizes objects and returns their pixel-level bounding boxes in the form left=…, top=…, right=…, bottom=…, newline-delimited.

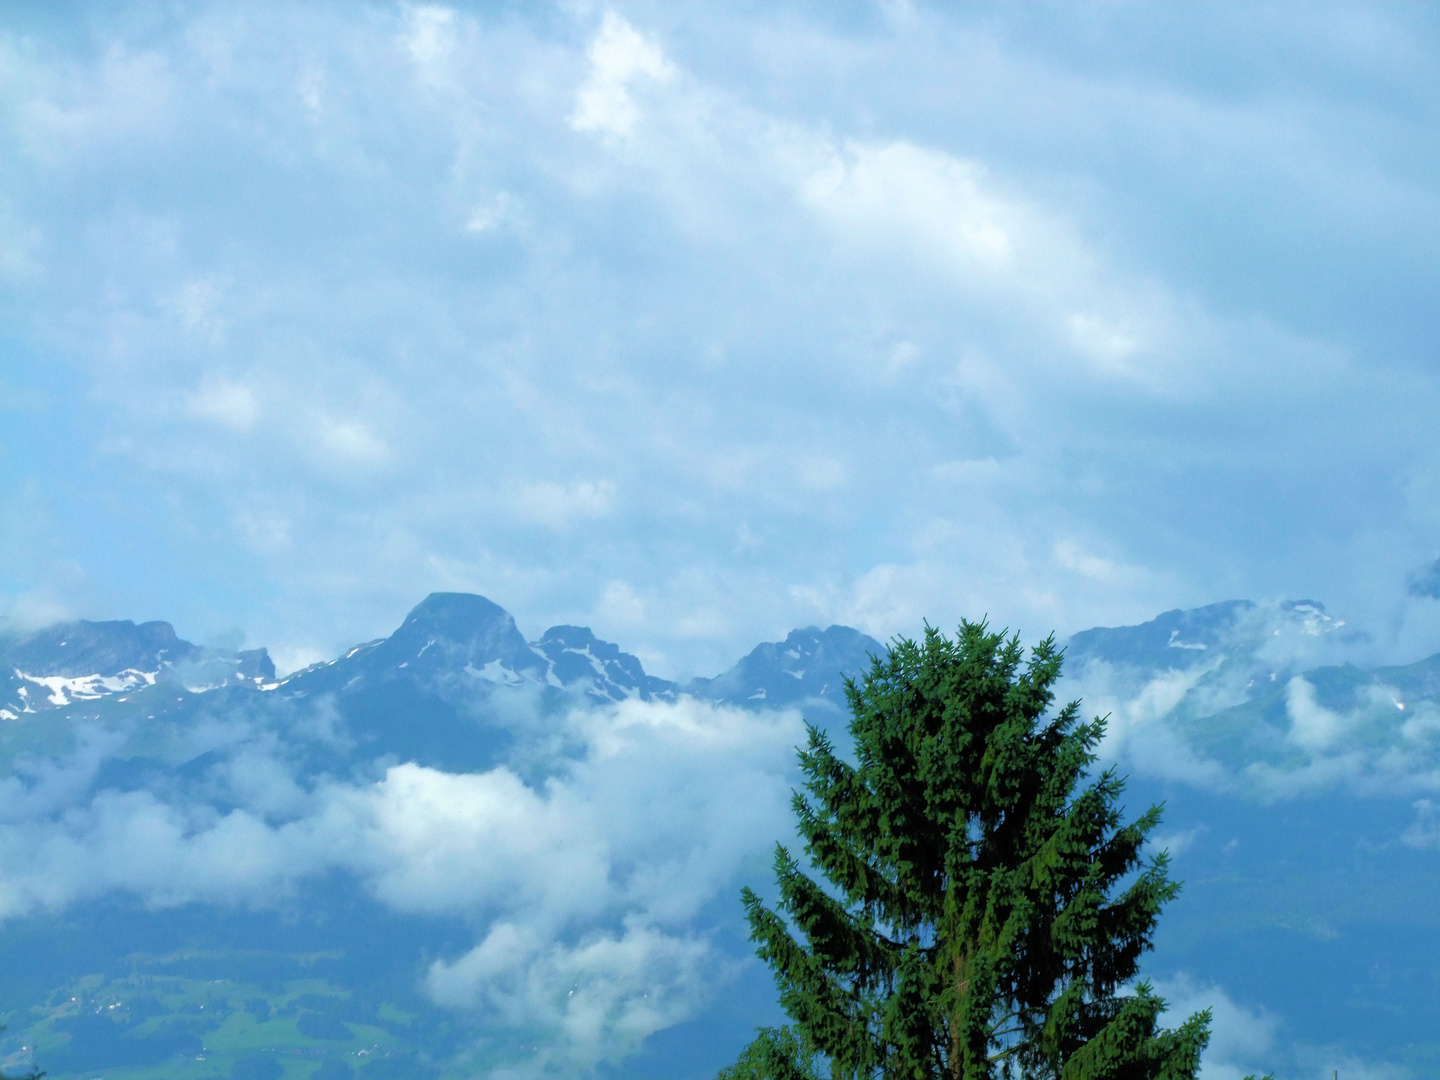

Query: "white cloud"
left=597, top=580, right=647, bottom=630
left=1155, top=973, right=1412, bottom=1080
left=570, top=12, right=674, bottom=139
left=427, top=918, right=718, bottom=1075
left=314, top=416, right=390, bottom=468
left=0, top=695, right=803, bottom=1069
left=403, top=4, right=457, bottom=83
left=0, top=789, right=298, bottom=916
left=1069, top=651, right=1440, bottom=801
left=787, top=138, right=1174, bottom=386
left=187, top=378, right=257, bottom=431
left=0, top=727, right=128, bottom=824
left=233, top=505, right=291, bottom=553
left=264, top=644, right=328, bottom=679
left=1073, top=658, right=1232, bottom=789
left=1067, top=312, right=1143, bottom=368
left=0, top=196, right=39, bottom=282
left=1153, top=975, right=1278, bottom=1080
left=296, top=63, right=327, bottom=118
left=0, top=593, right=76, bottom=635
left=1054, top=539, right=1146, bottom=587
left=1284, top=674, right=1351, bottom=751
left=513, top=479, right=616, bottom=529
left=1147, top=824, right=1205, bottom=858
left=340, top=762, right=613, bottom=919
left=1402, top=798, right=1440, bottom=849
left=797, top=141, right=1017, bottom=270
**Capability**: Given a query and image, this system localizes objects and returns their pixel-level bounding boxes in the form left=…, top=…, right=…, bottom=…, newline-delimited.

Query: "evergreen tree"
left=729, top=621, right=1211, bottom=1080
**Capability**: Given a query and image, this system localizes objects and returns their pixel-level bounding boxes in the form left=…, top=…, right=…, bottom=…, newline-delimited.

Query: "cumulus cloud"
left=1055, top=600, right=1440, bottom=801
left=0, top=695, right=803, bottom=1069
left=1284, top=674, right=1355, bottom=752
left=1153, top=975, right=1278, bottom=1080
left=0, top=726, right=129, bottom=824
left=1063, top=657, right=1231, bottom=789
left=570, top=11, right=674, bottom=139
left=403, top=4, right=456, bottom=74
left=1156, top=973, right=1412, bottom=1080
left=1150, top=974, right=1407, bottom=1080
left=427, top=918, right=718, bottom=1074
left=1236, top=676, right=1440, bottom=800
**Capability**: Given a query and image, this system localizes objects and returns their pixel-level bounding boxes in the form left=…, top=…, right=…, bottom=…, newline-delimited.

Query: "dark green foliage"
left=717, top=1026, right=824, bottom=1080
left=731, top=622, right=1212, bottom=1079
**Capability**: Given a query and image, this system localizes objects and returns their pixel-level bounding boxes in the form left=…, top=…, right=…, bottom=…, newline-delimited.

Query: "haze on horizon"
left=4, top=2, right=1440, bottom=677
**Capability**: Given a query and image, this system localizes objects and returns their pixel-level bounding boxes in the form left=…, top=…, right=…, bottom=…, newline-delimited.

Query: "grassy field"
left=1, top=962, right=480, bottom=1080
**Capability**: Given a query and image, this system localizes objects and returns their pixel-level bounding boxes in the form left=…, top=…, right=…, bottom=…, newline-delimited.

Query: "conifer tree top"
left=727, top=620, right=1212, bottom=1080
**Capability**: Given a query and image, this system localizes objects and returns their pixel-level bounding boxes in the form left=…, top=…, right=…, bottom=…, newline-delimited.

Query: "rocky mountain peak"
left=533, top=625, right=675, bottom=702
left=375, top=592, right=547, bottom=678
left=687, top=624, right=883, bottom=710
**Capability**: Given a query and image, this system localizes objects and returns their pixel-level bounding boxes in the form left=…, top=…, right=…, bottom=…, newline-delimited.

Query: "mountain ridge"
left=0, top=617, right=275, bottom=720
left=3, top=592, right=1440, bottom=1079
left=0, top=593, right=886, bottom=777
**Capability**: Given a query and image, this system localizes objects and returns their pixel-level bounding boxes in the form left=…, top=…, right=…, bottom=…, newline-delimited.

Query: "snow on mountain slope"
left=0, top=618, right=274, bottom=719
left=685, top=624, right=884, bottom=712
left=533, top=624, right=676, bottom=703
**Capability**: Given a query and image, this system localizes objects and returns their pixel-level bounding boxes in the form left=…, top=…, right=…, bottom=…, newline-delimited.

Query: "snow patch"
left=1166, top=630, right=1206, bottom=651
left=14, top=668, right=158, bottom=707
left=467, top=660, right=524, bottom=686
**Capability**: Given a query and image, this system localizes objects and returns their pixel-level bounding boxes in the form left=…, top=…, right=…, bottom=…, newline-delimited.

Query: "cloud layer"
left=0, top=695, right=804, bottom=1071
left=4, top=3, right=1440, bottom=672
left=1062, top=600, right=1440, bottom=800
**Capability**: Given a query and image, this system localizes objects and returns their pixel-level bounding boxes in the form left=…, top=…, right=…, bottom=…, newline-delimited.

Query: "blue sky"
left=4, top=1, right=1440, bottom=676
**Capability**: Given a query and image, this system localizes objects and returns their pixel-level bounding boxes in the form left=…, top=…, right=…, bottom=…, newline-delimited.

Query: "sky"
left=4, top=1, right=1440, bottom=677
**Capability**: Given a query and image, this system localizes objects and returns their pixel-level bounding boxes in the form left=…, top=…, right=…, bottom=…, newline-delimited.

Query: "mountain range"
left=2, top=592, right=1439, bottom=1080
left=0, top=593, right=878, bottom=777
